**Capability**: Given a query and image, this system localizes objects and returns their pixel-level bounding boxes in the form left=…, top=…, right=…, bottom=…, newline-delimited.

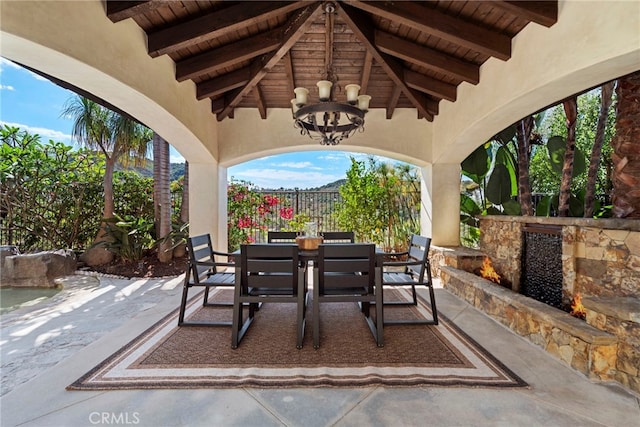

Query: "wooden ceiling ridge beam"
left=404, top=70, right=457, bottom=102
left=336, top=2, right=434, bottom=121
left=217, top=2, right=323, bottom=121
left=374, top=30, right=480, bottom=85
left=175, top=28, right=282, bottom=82
left=106, top=0, right=163, bottom=23
left=147, top=1, right=309, bottom=58
left=345, top=0, right=512, bottom=61
left=493, top=1, right=558, bottom=28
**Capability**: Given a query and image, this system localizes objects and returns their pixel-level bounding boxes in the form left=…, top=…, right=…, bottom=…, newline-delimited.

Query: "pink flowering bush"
left=227, top=179, right=291, bottom=251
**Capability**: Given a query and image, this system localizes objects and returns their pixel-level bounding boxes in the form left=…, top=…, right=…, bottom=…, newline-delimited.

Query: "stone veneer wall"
left=479, top=216, right=640, bottom=301
left=435, top=216, right=640, bottom=395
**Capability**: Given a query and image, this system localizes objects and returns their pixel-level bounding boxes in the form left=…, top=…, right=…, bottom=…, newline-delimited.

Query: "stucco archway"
left=2, top=0, right=638, bottom=248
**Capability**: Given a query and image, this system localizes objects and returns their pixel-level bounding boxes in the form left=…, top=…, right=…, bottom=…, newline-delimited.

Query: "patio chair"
left=381, top=234, right=438, bottom=325
left=267, top=231, right=299, bottom=243
left=313, top=243, right=383, bottom=348
left=178, top=234, right=235, bottom=326
left=319, top=231, right=355, bottom=243
left=232, top=244, right=307, bottom=349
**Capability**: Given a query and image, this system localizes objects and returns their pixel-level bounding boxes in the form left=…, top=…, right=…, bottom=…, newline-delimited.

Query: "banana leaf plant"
left=534, top=135, right=588, bottom=217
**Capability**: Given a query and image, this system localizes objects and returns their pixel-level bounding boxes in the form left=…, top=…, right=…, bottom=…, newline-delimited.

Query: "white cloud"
left=0, top=57, right=47, bottom=81
left=0, top=121, right=73, bottom=144
left=0, top=58, right=20, bottom=71
left=229, top=168, right=343, bottom=189
left=272, top=161, right=321, bottom=170
left=170, top=154, right=185, bottom=163
left=0, top=84, right=15, bottom=91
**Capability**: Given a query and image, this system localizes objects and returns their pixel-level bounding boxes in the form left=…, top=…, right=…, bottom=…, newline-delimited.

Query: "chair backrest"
left=240, top=244, right=300, bottom=292
left=406, top=234, right=431, bottom=279
left=320, top=231, right=355, bottom=243
left=316, top=243, right=375, bottom=291
left=267, top=231, right=299, bottom=243
left=187, top=234, right=217, bottom=282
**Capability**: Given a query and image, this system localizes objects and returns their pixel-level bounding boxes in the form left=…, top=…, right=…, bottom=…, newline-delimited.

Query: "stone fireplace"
left=431, top=216, right=640, bottom=396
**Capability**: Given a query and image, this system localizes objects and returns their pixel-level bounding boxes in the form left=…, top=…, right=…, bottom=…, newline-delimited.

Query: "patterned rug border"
left=68, top=289, right=528, bottom=390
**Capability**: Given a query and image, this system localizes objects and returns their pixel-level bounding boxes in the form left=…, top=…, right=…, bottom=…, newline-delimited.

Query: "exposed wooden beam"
left=360, top=50, right=373, bottom=94
left=386, top=86, right=402, bottom=119
left=211, top=97, right=225, bottom=114
left=337, top=3, right=433, bottom=121
left=283, top=52, right=296, bottom=100
left=176, top=28, right=281, bottom=82
left=105, top=0, right=164, bottom=23
left=375, top=30, right=479, bottom=85
left=426, top=97, right=439, bottom=116
left=254, top=86, right=267, bottom=119
left=197, top=67, right=251, bottom=100
left=217, top=3, right=322, bottom=121
left=147, top=1, right=308, bottom=58
left=325, top=4, right=334, bottom=70
left=404, top=70, right=457, bottom=102
left=346, top=0, right=512, bottom=61
left=493, top=1, right=558, bottom=28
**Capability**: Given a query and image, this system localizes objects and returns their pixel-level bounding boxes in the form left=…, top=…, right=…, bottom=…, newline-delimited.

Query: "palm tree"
left=516, top=116, right=535, bottom=216
left=558, top=96, right=578, bottom=217
left=153, top=132, right=172, bottom=262
left=611, top=71, right=640, bottom=218
left=180, top=161, right=189, bottom=225
left=62, top=95, right=151, bottom=264
left=584, top=81, right=615, bottom=218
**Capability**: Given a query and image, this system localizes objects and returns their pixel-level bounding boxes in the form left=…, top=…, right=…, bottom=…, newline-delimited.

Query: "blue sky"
left=1, top=58, right=403, bottom=189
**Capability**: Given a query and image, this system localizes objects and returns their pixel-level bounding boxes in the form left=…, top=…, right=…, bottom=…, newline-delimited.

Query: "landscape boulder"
left=2, top=249, right=77, bottom=288
left=80, top=245, right=114, bottom=267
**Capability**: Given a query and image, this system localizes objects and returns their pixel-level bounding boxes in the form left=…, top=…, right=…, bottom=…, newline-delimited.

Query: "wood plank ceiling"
left=106, top=1, right=557, bottom=122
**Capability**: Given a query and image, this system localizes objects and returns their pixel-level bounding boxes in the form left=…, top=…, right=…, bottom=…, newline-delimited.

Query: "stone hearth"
left=431, top=215, right=640, bottom=396
left=440, top=264, right=618, bottom=382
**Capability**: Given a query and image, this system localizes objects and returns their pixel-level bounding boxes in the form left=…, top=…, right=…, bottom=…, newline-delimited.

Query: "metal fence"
left=244, top=190, right=344, bottom=243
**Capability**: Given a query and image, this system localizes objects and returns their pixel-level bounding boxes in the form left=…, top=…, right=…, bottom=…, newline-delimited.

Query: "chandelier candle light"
left=291, top=2, right=371, bottom=146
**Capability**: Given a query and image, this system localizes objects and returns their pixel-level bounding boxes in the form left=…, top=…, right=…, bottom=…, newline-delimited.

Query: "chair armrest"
left=193, top=260, right=235, bottom=268
left=382, top=259, right=422, bottom=267
left=380, top=250, right=409, bottom=259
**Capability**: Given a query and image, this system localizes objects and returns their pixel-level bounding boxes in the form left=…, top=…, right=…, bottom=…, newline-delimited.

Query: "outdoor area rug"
left=68, top=288, right=527, bottom=390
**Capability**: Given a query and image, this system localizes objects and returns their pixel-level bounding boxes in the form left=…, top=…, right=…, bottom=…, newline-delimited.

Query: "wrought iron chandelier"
left=291, top=2, right=371, bottom=146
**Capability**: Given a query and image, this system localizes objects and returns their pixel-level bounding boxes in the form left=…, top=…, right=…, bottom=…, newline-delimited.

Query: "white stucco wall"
left=217, top=108, right=432, bottom=167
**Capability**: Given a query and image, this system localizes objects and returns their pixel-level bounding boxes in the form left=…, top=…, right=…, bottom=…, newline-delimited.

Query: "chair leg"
left=231, top=288, right=242, bottom=348
left=411, top=284, right=418, bottom=305
left=376, top=268, right=384, bottom=346
left=202, top=286, right=210, bottom=306
left=426, top=263, right=438, bottom=325
left=178, top=284, right=190, bottom=325
left=313, top=270, right=320, bottom=349
left=375, top=298, right=384, bottom=347
left=428, top=285, right=438, bottom=325
left=296, top=272, right=306, bottom=349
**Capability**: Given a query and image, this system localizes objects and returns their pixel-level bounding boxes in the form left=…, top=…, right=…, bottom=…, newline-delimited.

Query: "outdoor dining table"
left=230, top=242, right=386, bottom=348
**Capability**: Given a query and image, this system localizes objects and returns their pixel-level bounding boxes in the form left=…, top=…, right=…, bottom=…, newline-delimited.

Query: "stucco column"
left=188, top=161, right=220, bottom=247
left=421, top=163, right=460, bottom=246
left=217, top=166, right=229, bottom=251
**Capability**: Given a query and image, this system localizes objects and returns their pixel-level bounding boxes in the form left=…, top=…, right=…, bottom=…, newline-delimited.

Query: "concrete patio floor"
left=1, top=272, right=639, bottom=427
